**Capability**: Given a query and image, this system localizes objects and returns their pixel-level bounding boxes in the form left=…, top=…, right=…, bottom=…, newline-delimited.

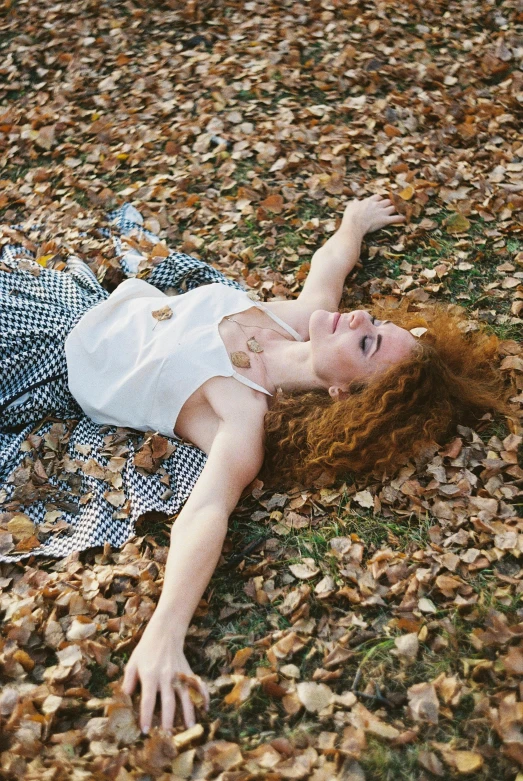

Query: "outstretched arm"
left=298, top=195, right=405, bottom=312
left=121, top=419, right=264, bottom=733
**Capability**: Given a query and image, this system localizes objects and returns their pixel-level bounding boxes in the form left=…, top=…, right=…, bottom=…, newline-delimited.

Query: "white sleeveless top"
left=64, top=278, right=303, bottom=437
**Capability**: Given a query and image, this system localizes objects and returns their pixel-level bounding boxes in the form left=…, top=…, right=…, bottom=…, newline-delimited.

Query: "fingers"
left=122, top=662, right=138, bottom=696
left=178, top=685, right=196, bottom=729
left=198, top=678, right=210, bottom=711
left=387, top=214, right=406, bottom=223
left=140, top=676, right=158, bottom=733
left=160, top=680, right=177, bottom=732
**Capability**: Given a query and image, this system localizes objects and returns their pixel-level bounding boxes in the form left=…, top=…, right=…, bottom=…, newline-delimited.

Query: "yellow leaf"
left=449, top=750, right=484, bottom=774
left=151, top=243, right=170, bottom=259
left=399, top=184, right=415, bottom=200
left=445, top=213, right=471, bottom=234
left=231, top=647, right=253, bottom=668
left=224, top=675, right=257, bottom=706
left=35, top=254, right=54, bottom=267
left=7, top=513, right=35, bottom=542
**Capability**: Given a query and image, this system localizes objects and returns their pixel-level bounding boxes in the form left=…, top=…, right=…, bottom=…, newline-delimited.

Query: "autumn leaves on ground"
left=1, top=0, right=522, bottom=778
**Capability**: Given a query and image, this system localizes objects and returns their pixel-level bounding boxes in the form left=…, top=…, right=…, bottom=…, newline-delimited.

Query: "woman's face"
left=309, top=309, right=417, bottom=396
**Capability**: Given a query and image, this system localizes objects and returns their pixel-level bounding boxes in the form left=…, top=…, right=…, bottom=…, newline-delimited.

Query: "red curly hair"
left=262, top=302, right=512, bottom=485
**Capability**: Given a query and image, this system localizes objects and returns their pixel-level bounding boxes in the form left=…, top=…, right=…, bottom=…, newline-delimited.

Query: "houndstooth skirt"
left=0, top=204, right=244, bottom=563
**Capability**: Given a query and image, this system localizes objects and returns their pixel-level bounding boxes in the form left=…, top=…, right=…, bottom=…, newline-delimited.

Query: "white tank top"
left=64, top=278, right=303, bottom=437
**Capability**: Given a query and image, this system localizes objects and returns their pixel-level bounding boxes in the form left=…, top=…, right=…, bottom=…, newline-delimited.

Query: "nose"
left=348, top=310, right=368, bottom=329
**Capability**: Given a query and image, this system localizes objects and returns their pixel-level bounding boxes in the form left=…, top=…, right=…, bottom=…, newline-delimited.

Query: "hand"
left=121, top=619, right=210, bottom=733
left=341, top=194, right=406, bottom=236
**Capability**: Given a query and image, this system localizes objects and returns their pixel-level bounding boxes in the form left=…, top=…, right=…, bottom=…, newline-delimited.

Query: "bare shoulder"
left=206, top=378, right=267, bottom=477
left=260, top=297, right=330, bottom=340
left=206, top=376, right=268, bottom=432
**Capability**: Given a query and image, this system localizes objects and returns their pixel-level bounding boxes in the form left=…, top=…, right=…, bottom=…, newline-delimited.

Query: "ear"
left=328, top=386, right=349, bottom=400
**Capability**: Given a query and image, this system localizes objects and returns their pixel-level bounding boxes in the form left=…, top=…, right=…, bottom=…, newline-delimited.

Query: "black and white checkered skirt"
left=0, top=203, right=244, bottom=562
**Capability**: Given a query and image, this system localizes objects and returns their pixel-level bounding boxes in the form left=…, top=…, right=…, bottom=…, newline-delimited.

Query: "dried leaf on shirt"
left=151, top=305, right=173, bottom=321
left=231, top=351, right=251, bottom=368
left=247, top=337, right=263, bottom=353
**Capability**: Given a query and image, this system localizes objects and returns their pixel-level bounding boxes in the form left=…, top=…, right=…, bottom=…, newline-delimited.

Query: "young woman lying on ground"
left=0, top=195, right=507, bottom=734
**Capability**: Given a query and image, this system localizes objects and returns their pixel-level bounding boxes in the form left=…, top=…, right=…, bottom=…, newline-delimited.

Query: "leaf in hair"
left=247, top=337, right=263, bottom=353
left=231, top=351, right=251, bottom=368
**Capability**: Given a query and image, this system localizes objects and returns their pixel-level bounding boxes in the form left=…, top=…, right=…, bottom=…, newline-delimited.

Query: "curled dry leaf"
left=230, top=351, right=251, bottom=368
left=223, top=675, right=258, bottom=707
left=106, top=702, right=141, bottom=746
left=436, top=746, right=484, bottom=775
left=352, top=489, right=374, bottom=508
left=349, top=703, right=400, bottom=741
left=7, top=514, right=35, bottom=542
left=172, top=724, right=204, bottom=750
left=289, top=558, right=320, bottom=579
left=407, top=682, right=440, bottom=725
left=202, top=741, right=244, bottom=771
left=314, top=575, right=336, bottom=598
left=444, top=213, right=471, bottom=234
left=151, top=305, right=173, bottom=321
left=393, top=633, right=419, bottom=663
left=247, top=337, right=263, bottom=353
left=296, top=681, right=334, bottom=713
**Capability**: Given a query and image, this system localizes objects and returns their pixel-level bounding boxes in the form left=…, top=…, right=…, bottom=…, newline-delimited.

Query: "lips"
left=333, top=312, right=341, bottom=332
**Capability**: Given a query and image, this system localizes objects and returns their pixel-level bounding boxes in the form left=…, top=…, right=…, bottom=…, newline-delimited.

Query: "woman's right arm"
left=121, top=418, right=265, bottom=734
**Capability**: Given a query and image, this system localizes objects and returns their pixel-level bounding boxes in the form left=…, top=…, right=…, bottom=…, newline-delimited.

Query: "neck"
left=262, top=338, right=325, bottom=394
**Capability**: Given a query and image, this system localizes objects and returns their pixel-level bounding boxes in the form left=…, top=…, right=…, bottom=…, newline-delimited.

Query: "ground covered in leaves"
left=1, top=0, right=523, bottom=778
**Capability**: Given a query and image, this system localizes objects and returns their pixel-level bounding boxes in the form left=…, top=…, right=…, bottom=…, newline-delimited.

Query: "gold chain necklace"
left=224, top=316, right=292, bottom=390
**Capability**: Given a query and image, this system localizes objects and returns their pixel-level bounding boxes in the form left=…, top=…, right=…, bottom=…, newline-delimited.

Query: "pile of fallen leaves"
left=1, top=0, right=523, bottom=778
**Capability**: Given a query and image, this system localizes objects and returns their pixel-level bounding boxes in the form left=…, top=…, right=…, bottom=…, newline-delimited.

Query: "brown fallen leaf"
left=223, top=675, right=257, bottom=707
left=231, top=647, right=253, bottom=669
left=202, top=740, right=243, bottom=771
left=500, top=645, right=523, bottom=676
left=393, top=633, right=419, bottom=663
left=296, top=681, right=334, bottom=713
left=418, top=750, right=445, bottom=777
left=104, top=490, right=126, bottom=507
left=407, top=681, right=439, bottom=724
left=106, top=702, right=141, bottom=746
left=151, top=305, right=173, bottom=321
left=230, top=351, right=251, bottom=368
left=436, top=746, right=484, bottom=775
left=260, top=194, right=284, bottom=213
left=7, top=513, right=35, bottom=542
left=172, top=724, right=204, bottom=750
left=247, top=337, right=263, bottom=353
left=445, top=213, right=471, bottom=234
left=289, top=558, right=320, bottom=579
left=349, top=703, right=400, bottom=740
